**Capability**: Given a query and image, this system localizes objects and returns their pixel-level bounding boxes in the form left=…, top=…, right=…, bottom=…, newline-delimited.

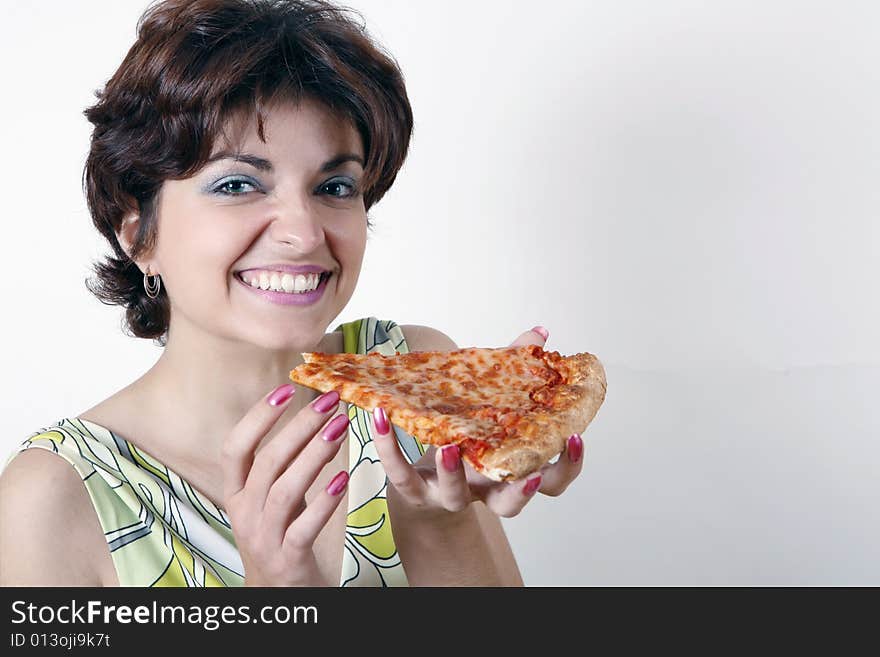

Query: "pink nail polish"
left=568, top=434, right=583, bottom=463
left=441, top=445, right=460, bottom=472
left=322, top=414, right=349, bottom=442
left=267, top=384, right=295, bottom=407
left=311, top=390, right=340, bottom=413
left=326, top=470, right=349, bottom=496
left=523, top=474, right=542, bottom=496
left=373, top=407, right=390, bottom=435
left=531, top=326, right=549, bottom=341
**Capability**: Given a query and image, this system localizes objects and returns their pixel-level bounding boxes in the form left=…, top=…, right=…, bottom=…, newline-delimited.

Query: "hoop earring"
left=144, top=269, right=162, bottom=299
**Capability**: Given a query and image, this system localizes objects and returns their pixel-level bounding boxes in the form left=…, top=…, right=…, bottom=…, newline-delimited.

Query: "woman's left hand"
left=371, top=327, right=585, bottom=519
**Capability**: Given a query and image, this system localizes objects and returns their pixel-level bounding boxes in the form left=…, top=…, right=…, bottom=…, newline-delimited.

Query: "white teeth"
left=241, top=270, right=324, bottom=294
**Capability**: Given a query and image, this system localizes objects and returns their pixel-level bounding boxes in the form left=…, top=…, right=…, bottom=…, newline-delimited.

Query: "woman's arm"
left=471, top=500, right=524, bottom=585
left=394, top=324, right=525, bottom=586
left=388, top=492, right=523, bottom=586
left=0, top=449, right=114, bottom=586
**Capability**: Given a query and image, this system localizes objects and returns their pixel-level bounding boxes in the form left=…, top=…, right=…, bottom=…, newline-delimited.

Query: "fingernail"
left=523, top=474, right=542, bottom=496
left=441, top=445, right=460, bottom=472
left=267, top=384, right=296, bottom=407
left=322, top=414, right=349, bottom=442
left=531, top=326, right=549, bottom=341
left=373, top=407, right=390, bottom=435
left=567, top=434, right=583, bottom=463
left=311, top=390, right=340, bottom=413
left=326, top=470, right=349, bottom=496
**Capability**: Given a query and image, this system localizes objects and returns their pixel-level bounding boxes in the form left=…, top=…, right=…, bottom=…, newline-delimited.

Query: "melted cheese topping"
left=291, top=345, right=565, bottom=450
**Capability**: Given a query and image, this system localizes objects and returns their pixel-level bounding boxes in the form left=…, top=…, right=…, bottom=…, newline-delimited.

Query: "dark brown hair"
left=84, top=0, right=414, bottom=344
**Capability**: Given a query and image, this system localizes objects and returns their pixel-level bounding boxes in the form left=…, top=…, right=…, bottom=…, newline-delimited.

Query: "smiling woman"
left=0, top=0, right=579, bottom=588
left=79, top=0, right=411, bottom=346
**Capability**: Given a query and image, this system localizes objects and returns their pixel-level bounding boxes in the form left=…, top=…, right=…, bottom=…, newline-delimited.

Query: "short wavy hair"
left=84, top=0, right=414, bottom=344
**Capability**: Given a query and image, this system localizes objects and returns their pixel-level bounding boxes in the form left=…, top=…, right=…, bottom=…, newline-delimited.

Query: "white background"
left=1, top=0, right=877, bottom=584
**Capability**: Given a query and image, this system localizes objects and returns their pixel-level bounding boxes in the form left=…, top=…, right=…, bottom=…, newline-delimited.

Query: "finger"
left=243, top=390, right=342, bottom=508
left=261, top=413, right=350, bottom=542
left=508, top=325, right=549, bottom=348
left=537, top=434, right=585, bottom=497
left=284, top=470, right=350, bottom=552
left=435, top=444, right=471, bottom=512
left=483, top=472, right=543, bottom=518
left=370, top=407, right=429, bottom=502
left=222, top=383, right=297, bottom=502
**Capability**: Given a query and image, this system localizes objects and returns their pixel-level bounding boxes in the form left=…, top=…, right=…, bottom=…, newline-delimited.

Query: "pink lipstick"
left=235, top=271, right=332, bottom=306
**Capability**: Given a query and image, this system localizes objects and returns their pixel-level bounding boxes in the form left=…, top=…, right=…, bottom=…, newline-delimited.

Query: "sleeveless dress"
left=2, top=317, right=427, bottom=587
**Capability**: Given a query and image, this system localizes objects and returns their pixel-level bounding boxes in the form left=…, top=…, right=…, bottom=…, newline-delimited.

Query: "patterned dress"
left=2, top=317, right=426, bottom=587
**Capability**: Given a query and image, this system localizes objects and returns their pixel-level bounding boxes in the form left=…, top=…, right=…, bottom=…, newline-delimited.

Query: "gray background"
left=1, top=1, right=877, bottom=584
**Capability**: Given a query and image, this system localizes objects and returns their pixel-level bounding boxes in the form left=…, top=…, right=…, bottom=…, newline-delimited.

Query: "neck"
left=106, top=314, right=335, bottom=507
left=151, top=324, right=313, bottom=421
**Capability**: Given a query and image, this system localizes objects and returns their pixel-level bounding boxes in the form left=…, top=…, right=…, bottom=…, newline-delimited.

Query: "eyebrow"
left=205, top=151, right=365, bottom=173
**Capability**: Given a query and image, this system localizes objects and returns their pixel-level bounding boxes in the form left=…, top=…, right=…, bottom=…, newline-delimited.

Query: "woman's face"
left=150, top=98, right=368, bottom=350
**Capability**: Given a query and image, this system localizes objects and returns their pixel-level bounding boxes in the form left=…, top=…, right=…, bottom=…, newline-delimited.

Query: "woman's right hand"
left=221, top=384, right=350, bottom=586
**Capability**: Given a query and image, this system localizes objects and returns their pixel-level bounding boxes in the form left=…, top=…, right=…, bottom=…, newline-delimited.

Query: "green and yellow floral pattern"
left=3, top=418, right=244, bottom=586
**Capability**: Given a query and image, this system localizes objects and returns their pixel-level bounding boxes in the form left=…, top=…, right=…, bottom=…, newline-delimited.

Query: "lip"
left=236, top=264, right=332, bottom=275
left=235, top=271, right=332, bottom=306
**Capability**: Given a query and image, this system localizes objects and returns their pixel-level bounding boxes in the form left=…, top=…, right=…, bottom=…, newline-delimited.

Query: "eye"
left=320, top=177, right=359, bottom=199
left=212, top=176, right=259, bottom=196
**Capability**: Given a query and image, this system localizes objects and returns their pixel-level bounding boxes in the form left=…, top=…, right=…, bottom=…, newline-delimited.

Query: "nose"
left=268, top=198, right=326, bottom=254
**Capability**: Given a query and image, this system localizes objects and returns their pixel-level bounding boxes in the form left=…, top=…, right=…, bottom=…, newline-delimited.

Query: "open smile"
left=234, top=271, right=332, bottom=306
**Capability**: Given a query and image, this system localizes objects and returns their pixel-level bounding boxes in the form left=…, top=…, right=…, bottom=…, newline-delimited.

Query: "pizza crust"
left=473, top=352, right=607, bottom=481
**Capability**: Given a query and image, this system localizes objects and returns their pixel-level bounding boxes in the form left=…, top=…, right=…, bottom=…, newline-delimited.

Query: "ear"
left=116, top=212, right=140, bottom=257
left=116, top=213, right=156, bottom=274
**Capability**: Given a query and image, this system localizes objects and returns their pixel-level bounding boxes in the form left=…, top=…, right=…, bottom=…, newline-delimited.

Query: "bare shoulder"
left=398, top=324, right=459, bottom=351
left=0, top=448, right=117, bottom=586
left=318, top=328, right=344, bottom=354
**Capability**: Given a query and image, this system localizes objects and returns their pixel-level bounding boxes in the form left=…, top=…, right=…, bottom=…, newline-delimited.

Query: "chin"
left=250, top=322, right=330, bottom=353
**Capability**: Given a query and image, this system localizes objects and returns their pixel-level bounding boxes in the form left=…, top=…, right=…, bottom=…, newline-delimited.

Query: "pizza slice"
left=289, top=344, right=606, bottom=482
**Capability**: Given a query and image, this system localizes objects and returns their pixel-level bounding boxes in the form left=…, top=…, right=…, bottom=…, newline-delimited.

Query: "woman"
left=0, top=0, right=584, bottom=587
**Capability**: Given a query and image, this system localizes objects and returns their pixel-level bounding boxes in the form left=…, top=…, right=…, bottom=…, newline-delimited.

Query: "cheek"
left=328, top=218, right=367, bottom=264
left=157, top=213, right=257, bottom=287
